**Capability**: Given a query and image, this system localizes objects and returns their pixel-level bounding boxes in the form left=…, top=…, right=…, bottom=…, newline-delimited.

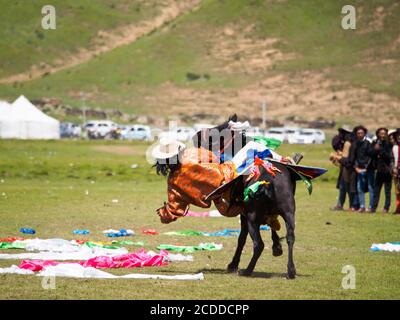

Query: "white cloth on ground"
left=0, top=264, right=203, bottom=280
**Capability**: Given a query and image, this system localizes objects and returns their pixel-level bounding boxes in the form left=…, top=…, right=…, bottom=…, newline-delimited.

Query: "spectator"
left=330, top=127, right=357, bottom=210
left=391, top=128, right=400, bottom=214
left=353, top=125, right=375, bottom=213
left=372, top=128, right=392, bottom=213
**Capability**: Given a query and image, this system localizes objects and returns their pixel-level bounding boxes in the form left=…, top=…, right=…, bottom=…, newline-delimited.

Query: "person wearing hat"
left=150, top=137, right=243, bottom=223
left=150, top=135, right=298, bottom=224
left=371, top=128, right=393, bottom=213
left=390, top=128, right=400, bottom=214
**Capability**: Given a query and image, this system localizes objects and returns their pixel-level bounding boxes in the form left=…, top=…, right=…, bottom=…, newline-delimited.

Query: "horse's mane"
left=192, top=114, right=248, bottom=161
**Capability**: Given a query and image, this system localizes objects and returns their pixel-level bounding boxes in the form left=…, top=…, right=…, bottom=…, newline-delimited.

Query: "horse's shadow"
left=197, top=268, right=312, bottom=279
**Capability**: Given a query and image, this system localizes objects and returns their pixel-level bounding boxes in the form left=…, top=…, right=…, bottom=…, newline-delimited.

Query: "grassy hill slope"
left=0, top=0, right=399, bottom=127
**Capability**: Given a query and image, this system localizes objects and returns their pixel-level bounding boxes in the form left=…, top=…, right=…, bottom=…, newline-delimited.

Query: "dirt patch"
left=143, top=69, right=400, bottom=128
left=0, top=0, right=201, bottom=84
left=206, top=24, right=296, bottom=74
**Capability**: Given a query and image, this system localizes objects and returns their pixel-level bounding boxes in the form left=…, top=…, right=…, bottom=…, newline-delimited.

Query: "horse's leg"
left=271, top=229, right=283, bottom=257
left=227, top=214, right=248, bottom=272
left=282, top=212, right=296, bottom=279
left=238, top=216, right=264, bottom=276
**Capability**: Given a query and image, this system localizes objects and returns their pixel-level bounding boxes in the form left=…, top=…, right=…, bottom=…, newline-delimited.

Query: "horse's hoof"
left=272, top=246, right=283, bottom=257
left=286, top=268, right=296, bottom=279
left=286, top=273, right=296, bottom=279
left=238, top=269, right=253, bottom=277
left=227, top=265, right=238, bottom=273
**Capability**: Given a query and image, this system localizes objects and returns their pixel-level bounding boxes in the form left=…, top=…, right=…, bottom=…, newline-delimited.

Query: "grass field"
left=0, top=139, right=399, bottom=300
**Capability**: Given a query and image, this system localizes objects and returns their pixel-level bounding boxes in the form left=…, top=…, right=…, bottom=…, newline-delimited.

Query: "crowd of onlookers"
left=330, top=126, right=400, bottom=214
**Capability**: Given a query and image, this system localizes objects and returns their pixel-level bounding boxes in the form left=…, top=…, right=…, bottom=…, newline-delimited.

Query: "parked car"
left=284, top=127, right=301, bottom=143
left=121, top=125, right=151, bottom=141
left=84, top=120, right=118, bottom=139
left=60, top=122, right=82, bottom=138
left=265, top=127, right=286, bottom=142
left=290, top=129, right=326, bottom=144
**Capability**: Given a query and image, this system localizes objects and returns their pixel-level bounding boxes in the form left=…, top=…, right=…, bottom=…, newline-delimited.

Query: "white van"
left=84, top=120, right=117, bottom=139
left=290, top=129, right=326, bottom=144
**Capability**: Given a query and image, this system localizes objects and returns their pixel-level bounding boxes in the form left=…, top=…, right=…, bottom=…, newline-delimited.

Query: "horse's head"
left=192, top=114, right=248, bottom=162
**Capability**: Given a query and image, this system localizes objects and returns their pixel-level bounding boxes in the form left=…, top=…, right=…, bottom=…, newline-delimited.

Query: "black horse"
left=193, top=115, right=298, bottom=279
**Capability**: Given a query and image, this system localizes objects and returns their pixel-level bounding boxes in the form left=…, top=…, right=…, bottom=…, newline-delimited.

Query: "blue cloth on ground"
left=19, top=228, right=36, bottom=234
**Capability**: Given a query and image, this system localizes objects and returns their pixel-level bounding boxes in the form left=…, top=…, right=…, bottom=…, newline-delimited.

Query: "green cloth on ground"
left=0, top=242, right=25, bottom=249
left=111, top=240, right=145, bottom=246
left=163, top=230, right=205, bottom=237
left=84, top=240, right=146, bottom=249
left=157, top=243, right=223, bottom=253
left=84, top=242, right=122, bottom=249
left=253, top=136, right=281, bottom=151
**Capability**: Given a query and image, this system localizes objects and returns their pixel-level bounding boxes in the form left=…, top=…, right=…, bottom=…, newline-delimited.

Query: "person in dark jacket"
left=353, top=125, right=375, bottom=213
left=372, top=128, right=392, bottom=213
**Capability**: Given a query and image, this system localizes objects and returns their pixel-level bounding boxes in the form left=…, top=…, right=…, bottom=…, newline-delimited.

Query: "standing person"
left=330, top=127, right=352, bottom=210
left=391, top=129, right=400, bottom=214
left=342, top=132, right=360, bottom=211
left=372, top=128, right=393, bottom=213
left=353, top=125, right=375, bottom=213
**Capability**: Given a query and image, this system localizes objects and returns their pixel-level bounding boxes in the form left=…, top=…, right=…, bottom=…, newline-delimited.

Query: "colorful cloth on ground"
left=103, top=229, right=134, bottom=237
left=141, top=229, right=159, bottom=235
left=0, top=264, right=204, bottom=280
left=19, top=249, right=168, bottom=270
left=0, top=242, right=25, bottom=249
left=157, top=243, right=223, bottom=253
left=163, top=230, right=205, bottom=237
left=73, top=230, right=90, bottom=235
left=370, top=242, right=400, bottom=252
left=0, top=239, right=128, bottom=261
left=112, top=240, right=145, bottom=247
left=0, top=237, right=25, bottom=242
left=17, top=249, right=193, bottom=272
left=186, top=210, right=223, bottom=217
left=19, top=228, right=35, bottom=234
left=164, top=226, right=270, bottom=237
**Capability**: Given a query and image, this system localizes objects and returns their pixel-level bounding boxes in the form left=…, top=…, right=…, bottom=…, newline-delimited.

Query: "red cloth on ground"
left=141, top=229, right=159, bottom=235
left=18, top=249, right=168, bottom=271
left=19, top=259, right=60, bottom=271
left=0, top=237, right=25, bottom=242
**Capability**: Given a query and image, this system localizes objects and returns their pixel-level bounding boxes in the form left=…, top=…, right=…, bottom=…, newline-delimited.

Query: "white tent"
left=0, top=95, right=60, bottom=139
left=0, top=100, right=16, bottom=139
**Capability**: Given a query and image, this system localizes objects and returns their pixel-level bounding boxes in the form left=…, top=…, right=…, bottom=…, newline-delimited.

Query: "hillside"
left=0, top=0, right=399, bottom=128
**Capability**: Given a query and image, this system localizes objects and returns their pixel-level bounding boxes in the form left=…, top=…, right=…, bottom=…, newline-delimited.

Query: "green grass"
left=0, top=140, right=399, bottom=299
left=0, top=0, right=399, bottom=117
left=0, top=0, right=159, bottom=78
